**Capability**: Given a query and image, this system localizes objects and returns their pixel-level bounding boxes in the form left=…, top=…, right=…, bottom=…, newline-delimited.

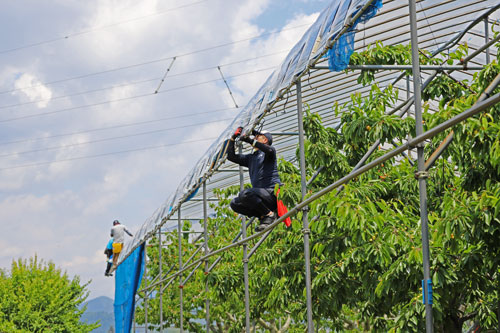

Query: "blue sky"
left=0, top=0, right=326, bottom=299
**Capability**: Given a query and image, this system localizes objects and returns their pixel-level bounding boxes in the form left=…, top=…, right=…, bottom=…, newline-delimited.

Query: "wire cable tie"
left=217, top=66, right=239, bottom=108
left=155, top=57, right=176, bottom=93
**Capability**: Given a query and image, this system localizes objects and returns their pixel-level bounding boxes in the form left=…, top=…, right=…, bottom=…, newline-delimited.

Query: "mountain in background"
left=81, top=296, right=114, bottom=333
left=81, top=296, right=184, bottom=332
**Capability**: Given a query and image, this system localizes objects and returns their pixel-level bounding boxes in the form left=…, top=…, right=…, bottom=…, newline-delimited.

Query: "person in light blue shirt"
left=104, top=238, right=114, bottom=277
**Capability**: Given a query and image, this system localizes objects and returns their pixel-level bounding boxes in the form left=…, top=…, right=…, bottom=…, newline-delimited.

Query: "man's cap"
left=255, top=130, right=272, bottom=145
left=113, top=220, right=120, bottom=225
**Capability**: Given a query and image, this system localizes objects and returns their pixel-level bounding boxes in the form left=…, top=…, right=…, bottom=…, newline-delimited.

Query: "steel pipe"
left=203, top=182, right=210, bottom=332
left=178, top=207, right=184, bottom=333
left=297, top=80, right=314, bottom=332
left=312, top=65, right=484, bottom=71
left=409, top=1, right=433, bottom=330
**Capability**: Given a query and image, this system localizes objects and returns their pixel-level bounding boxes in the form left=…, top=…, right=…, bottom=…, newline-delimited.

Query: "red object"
left=276, top=189, right=292, bottom=227
left=234, top=127, right=243, bottom=136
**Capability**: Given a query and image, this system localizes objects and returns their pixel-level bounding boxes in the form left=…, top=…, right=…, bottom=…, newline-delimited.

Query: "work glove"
left=231, top=127, right=243, bottom=140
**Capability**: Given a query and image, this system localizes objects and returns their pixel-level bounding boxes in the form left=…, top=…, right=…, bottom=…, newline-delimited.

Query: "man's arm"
left=227, top=139, right=249, bottom=166
left=240, top=136, right=276, bottom=158
left=125, top=228, right=133, bottom=237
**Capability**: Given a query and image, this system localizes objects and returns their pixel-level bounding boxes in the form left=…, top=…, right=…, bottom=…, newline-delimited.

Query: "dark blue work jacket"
left=227, top=139, right=281, bottom=190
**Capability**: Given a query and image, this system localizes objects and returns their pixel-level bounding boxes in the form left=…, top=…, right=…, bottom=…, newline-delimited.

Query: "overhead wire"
left=0, top=66, right=276, bottom=123
left=0, top=107, right=236, bottom=146
left=0, top=137, right=219, bottom=171
left=0, top=118, right=233, bottom=158
left=0, top=50, right=288, bottom=110
left=0, top=0, right=209, bottom=55
left=0, top=23, right=312, bottom=96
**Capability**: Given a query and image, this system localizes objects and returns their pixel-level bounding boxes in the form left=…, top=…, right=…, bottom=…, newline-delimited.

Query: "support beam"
left=409, top=1, right=433, bottom=331
left=312, top=64, right=484, bottom=71
left=424, top=133, right=453, bottom=171
left=203, top=182, right=210, bottom=333
left=485, top=17, right=490, bottom=64
left=159, top=228, right=163, bottom=333
left=144, top=244, right=148, bottom=333
left=239, top=143, right=251, bottom=333
left=178, top=207, right=184, bottom=333
left=182, top=261, right=203, bottom=285
left=297, top=80, right=314, bottom=332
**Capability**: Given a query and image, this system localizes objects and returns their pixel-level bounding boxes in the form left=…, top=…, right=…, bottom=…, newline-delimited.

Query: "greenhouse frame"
left=112, top=0, right=500, bottom=331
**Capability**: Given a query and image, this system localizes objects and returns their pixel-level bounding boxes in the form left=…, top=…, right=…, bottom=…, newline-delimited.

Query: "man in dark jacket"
left=227, top=127, right=281, bottom=231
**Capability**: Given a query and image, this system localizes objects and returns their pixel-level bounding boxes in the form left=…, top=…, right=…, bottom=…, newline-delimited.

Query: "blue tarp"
left=114, top=244, right=145, bottom=333
left=327, top=0, right=383, bottom=71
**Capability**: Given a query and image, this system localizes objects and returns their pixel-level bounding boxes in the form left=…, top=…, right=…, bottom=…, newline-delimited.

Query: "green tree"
left=136, top=40, right=500, bottom=332
left=0, top=256, right=98, bottom=333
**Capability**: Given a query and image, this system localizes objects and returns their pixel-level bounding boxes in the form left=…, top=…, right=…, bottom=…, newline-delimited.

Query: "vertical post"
left=133, top=300, right=137, bottom=332
left=296, top=79, right=314, bottom=332
left=239, top=143, right=251, bottom=332
left=159, top=228, right=163, bottom=333
left=407, top=75, right=412, bottom=158
left=409, top=1, right=433, bottom=332
left=178, top=207, right=184, bottom=333
left=144, top=244, right=148, bottom=333
left=485, top=17, right=490, bottom=64
left=406, top=75, right=411, bottom=100
left=203, top=182, right=210, bottom=332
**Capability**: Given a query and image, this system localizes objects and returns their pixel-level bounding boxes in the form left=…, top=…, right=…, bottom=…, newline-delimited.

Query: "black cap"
left=255, top=130, right=272, bottom=145
left=113, top=220, right=120, bottom=225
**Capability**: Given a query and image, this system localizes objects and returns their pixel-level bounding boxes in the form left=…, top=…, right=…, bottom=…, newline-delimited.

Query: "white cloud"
left=0, top=0, right=325, bottom=300
left=13, top=73, right=53, bottom=108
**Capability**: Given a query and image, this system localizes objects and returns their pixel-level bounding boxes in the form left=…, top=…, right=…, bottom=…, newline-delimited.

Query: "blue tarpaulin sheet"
left=114, top=244, right=145, bottom=333
left=327, top=0, right=383, bottom=71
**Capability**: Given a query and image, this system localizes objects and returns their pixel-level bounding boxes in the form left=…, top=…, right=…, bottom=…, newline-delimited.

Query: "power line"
left=0, top=50, right=287, bottom=110
left=0, top=0, right=209, bottom=55
left=0, top=137, right=219, bottom=171
left=0, top=66, right=275, bottom=123
left=0, top=118, right=233, bottom=158
left=0, top=23, right=311, bottom=96
left=0, top=107, right=236, bottom=146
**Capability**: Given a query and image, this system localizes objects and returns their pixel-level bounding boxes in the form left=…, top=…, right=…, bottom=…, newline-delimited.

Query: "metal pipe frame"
left=117, top=0, right=500, bottom=269
left=409, top=1, right=433, bottom=331
left=297, top=80, right=314, bottom=332
left=143, top=89, right=500, bottom=332
left=239, top=143, right=251, bottom=332
left=178, top=207, right=184, bottom=333
left=119, top=3, right=500, bottom=332
left=203, top=182, right=210, bottom=332
left=144, top=244, right=148, bottom=333
left=158, top=91, right=500, bottom=297
left=159, top=228, right=163, bottom=333
left=182, top=261, right=203, bottom=285
left=484, top=17, right=490, bottom=64
left=313, top=64, right=484, bottom=71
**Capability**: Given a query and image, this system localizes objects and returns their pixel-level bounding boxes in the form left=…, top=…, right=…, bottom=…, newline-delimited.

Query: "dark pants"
left=230, top=188, right=277, bottom=218
left=105, top=262, right=112, bottom=275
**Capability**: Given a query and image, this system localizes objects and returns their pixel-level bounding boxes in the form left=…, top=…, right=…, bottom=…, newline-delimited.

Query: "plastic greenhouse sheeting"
left=118, top=0, right=383, bottom=264
left=114, top=244, right=145, bottom=333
